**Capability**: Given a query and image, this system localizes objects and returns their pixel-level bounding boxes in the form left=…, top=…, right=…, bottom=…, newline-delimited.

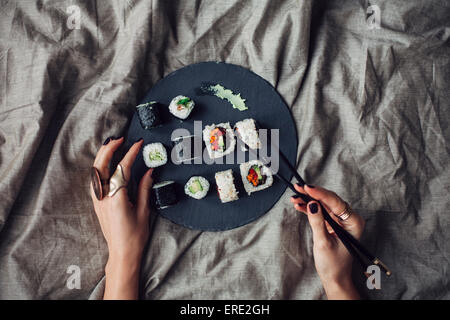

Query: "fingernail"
left=296, top=183, right=303, bottom=188
left=309, top=202, right=318, bottom=214
left=135, top=138, right=143, bottom=143
left=103, top=137, right=112, bottom=145
left=307, top=184, right=315, bottom=188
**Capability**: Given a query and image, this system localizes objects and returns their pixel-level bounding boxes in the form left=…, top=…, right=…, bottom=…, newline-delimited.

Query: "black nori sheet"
left=137, top=101, right=163, bottom=129
left=152, top=181, right=178, bottom=209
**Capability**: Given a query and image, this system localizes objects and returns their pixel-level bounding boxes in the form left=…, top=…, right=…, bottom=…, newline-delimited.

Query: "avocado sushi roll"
left=184, top=176, right=210, bottom=199
left=240, top=160, right=273, bottom=195
left=152, top=181, right=178, bottom=209
left=203, top=122, right=236, bottom=159
left=169, top=95, right=195, bottom=119
left=136, top=101, right=163, bottom=129
left=143, top=142, right=167, bottom=168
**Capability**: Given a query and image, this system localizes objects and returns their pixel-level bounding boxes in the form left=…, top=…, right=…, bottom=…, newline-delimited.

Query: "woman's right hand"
left=290, top=184, right=365, bottom=300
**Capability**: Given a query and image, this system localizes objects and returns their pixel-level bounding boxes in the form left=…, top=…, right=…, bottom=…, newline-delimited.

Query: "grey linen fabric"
left=0, top=0, right=449, bottom=299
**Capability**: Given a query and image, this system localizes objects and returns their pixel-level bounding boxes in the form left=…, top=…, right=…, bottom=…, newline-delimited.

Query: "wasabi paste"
left=208, top=84, right=248, bottom=111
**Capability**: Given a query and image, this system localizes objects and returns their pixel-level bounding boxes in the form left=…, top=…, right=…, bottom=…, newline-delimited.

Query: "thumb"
left=307, top=201, right=332, bottom=247
left=136, top=168, right=154, bottom=218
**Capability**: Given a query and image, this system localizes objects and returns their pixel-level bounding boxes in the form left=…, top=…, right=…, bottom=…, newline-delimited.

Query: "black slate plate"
left=126, top=62, right=298, bottom=231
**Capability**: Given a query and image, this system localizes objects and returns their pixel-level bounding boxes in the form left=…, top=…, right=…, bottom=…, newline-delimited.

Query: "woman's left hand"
left=90, top=137, right=153, bottom=299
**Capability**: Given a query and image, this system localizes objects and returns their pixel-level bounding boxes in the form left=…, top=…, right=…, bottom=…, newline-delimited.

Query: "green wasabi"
left=209, top=84, right=248, bottom=111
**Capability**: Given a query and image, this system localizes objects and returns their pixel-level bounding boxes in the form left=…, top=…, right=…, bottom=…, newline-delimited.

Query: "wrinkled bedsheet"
left=0, top=0, right=449, bottom=299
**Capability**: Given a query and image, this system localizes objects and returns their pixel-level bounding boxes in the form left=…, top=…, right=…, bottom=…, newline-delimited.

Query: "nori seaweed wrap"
left=152, top=181, right=178, bottom=209
left=136, top=101, right=163, bottom=129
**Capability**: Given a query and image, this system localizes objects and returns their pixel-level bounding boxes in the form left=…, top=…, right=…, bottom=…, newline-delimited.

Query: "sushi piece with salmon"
left=203, top=122, right=236, bottom=159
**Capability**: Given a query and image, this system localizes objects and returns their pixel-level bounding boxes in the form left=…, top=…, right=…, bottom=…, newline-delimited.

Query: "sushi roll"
left=234, top=118, right=261, bottom=149
left=203, top=122, right=236, bottom=159
left=215, top=169, right=239, bottom=203
left=169, top=95, right=195, bottom=119
left=136, top=101, right=163, bottom=129
left=143, top=142, right=168, bottom=168
left=240, top=160, right=273, bottom=195
left=184, top=176, right=210, bottom=199
left=152, top=181, right=178, bottom=209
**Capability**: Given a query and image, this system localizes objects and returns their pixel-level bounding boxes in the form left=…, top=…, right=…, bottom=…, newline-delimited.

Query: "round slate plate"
left=126, top=62, right=297, bottom=231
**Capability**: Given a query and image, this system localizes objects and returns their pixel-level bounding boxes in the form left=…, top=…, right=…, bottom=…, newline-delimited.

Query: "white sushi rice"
left=184, top=176, right=210, bottom=199
left=234, top=118, right=261, bottom=149
left=240, top=160, right=273, bottom=195
left=169, top=95, right=195, bottom=119
left=215, top=169, right=239, bottom=203
left=143, top=142, right=168, bottom=168
left=203, top=122, right=236, bottom=159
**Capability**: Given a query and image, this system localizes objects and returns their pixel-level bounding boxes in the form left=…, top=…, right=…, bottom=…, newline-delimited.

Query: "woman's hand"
left=290, top=184, right=365, bottom=300
left=90, top=137, right=153, bottom=300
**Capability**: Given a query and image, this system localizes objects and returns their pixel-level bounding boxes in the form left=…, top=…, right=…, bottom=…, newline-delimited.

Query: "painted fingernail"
left=309, top=202, right=318, bottom=214
left=307, top=184, right=315, bottom=188
left=135, top=138, right=143, bottom=143
left=103, top=137, right=112, bottom=145
left=295, top=183, right=303, bottom=188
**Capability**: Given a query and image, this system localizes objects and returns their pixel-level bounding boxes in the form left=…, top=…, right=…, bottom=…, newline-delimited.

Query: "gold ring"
left=108, top=164, right=128, bottom=197
left=334, top=202, right=353, bottom=221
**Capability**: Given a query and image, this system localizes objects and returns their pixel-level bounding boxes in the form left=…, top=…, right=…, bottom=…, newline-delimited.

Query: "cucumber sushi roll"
left=152, top=181, right=178, bottom=209
left=184, top=176, right=210, bottom=199
left=240, top=160, right=273, bottom=195
left=169, top=95, right=195, bottom=119
left=215, top=169, right=239, bottom=203
left=143, top=142, right=167, bottom=168
left=136, top=101, right=163, bottom=129
left=203, top=122, right=236, bottom=159
left=234, top=118, right=261, bottom=149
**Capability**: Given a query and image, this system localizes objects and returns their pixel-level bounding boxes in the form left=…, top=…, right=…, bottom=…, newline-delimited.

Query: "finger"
left=307, top=201, right=332, bottom=247
left=290, top=196, right=306, bottom=205
left=294, top=183, right=307, bottom=194
left=294, top=203, right=307, bottom=214
left=305, top=185, right=364, bottom=239
left=118, top=138, right=144, bottom=181
left=136, top=168, right=154, bottom=219
left=93, top=137, right=124, bottom=180
left=304, top=185, right=358, bottom=224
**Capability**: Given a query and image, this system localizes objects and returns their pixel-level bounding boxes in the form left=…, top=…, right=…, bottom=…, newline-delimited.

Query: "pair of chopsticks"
left=239, top=137, right=392, bottom=278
